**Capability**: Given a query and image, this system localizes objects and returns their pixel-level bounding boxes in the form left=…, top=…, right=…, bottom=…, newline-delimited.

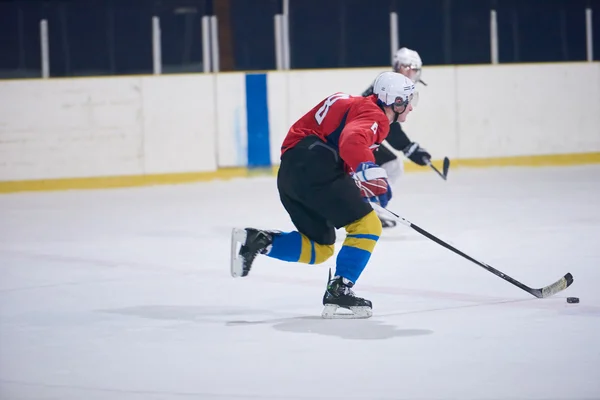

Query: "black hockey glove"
left=403, top=142, right=431, bottom=166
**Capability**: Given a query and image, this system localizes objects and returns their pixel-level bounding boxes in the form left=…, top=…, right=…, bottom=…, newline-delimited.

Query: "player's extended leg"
left=230, top=138, right=337, bottom=278
left=262, top=182, right=337, bottom=269
left=230, top=224, right=335, bottom=278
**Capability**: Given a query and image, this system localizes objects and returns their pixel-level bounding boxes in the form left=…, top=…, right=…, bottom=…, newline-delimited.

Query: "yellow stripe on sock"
left=343, top=236, right=378, bottom=253
left=298, top=233, right=334, bottom=264
left=298, top=234, right=313, bottom=264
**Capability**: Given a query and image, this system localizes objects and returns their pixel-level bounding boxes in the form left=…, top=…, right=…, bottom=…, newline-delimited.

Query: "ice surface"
left=1, top=165, right=599, bottom=400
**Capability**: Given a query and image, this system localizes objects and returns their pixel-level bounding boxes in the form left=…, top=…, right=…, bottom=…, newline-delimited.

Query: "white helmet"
left=372, top=71, right=418, bottom=110
left=393, top=47, right=422, bottom=70
left=393, top=47, right=423, bottom=84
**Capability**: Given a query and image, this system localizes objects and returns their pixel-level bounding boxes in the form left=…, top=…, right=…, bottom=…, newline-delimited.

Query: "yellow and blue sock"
left=266, top=231, right=334, bottom=265
left=335, top=210, right=382, bottom=283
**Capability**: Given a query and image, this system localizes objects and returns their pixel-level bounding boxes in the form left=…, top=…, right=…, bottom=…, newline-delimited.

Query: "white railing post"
left=283, top=0, right=289, bottom=16
left=282, top=12, right=290, bottom=69
left=490, top=9, right=499, bottom=64
left=274, top=14, right=284, bottom=70
left=152, top=16, right=162, bottom=75
left=283, top=0, right=290, bottom=69
left=210, top=15, right=220, bottom=73
left=586, top=8, right=593, bottom=62
left=390, top=12, right=398, bottom=64
left=40, top=19, right=49, bottom=78
left=202, top=15, right=211, bottom=73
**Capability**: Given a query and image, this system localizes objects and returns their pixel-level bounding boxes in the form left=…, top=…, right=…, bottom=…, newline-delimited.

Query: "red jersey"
left=281, top=93, right=390, bottom=173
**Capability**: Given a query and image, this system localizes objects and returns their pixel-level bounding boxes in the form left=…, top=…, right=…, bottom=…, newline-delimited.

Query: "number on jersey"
left=315, top=93, right=351, bottom=125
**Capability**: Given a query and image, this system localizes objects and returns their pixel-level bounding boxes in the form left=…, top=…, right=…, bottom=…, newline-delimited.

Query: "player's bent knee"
left=343, top=210, right=382, bottom=254
left=298, top=233, right=335, bottom=264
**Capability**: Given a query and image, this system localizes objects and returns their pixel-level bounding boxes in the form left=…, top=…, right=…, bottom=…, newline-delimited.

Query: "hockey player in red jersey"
left=230, top=71, right=417, bottom=319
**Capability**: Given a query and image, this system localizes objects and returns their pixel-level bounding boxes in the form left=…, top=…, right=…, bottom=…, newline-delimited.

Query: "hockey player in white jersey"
left=363, top=47, right=434, bottom=228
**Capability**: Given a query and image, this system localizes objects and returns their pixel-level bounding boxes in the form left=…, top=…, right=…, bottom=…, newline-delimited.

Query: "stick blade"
left=442, top=157, right=450, bottom=178
left=531, top=273, right=574, bottom=298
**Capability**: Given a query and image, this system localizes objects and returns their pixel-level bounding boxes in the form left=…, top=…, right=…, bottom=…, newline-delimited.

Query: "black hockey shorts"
left=277, top=135, right=373, bottom=245
left=374, top=144, right=397, bottom=166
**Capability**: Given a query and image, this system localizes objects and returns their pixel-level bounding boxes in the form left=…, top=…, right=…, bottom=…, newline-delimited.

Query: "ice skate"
left=230, top=228, right=275, bottom=277
left=321, top=269, right=373, bottom=319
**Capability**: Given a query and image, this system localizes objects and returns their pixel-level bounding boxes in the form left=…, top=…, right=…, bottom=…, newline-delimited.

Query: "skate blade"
left=230, top=228, right=247, bottom=278
left=321, top=304, right=373, bottom=319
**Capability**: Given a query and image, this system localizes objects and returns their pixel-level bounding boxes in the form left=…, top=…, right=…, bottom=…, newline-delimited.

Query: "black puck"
left=566, top=297, right=579, bottom=304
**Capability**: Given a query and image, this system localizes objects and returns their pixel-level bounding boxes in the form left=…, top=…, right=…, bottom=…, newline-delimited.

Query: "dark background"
left=0, top=0, right=598, bottom=78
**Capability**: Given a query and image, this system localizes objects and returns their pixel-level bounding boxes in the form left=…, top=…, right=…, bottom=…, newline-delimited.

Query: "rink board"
left=1, top=62, right=599, bottom=193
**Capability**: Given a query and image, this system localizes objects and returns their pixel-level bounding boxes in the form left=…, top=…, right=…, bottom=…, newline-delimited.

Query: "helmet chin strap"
left=378, top=103, right=405, bottom=124
left=392, top=104, right=407, bottom=123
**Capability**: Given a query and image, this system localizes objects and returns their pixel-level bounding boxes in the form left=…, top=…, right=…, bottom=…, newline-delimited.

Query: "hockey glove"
left=403, top=142, right=431, bottom=166
left=354, top=162, right=392, bottom=208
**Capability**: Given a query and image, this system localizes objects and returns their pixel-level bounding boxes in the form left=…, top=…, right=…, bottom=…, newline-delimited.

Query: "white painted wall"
left=267, top=71, right=289, bottom=164
left=0, top=62, right=598, bottom=182
left=0, top=77, right=144, bottom=180
left=0, top=75, right=217, bottom=181
left=215, top=73, right=247, bottom=168
left=454, top=63, right=600, bottom=158
left=141, top=75, right=217, bottom=174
